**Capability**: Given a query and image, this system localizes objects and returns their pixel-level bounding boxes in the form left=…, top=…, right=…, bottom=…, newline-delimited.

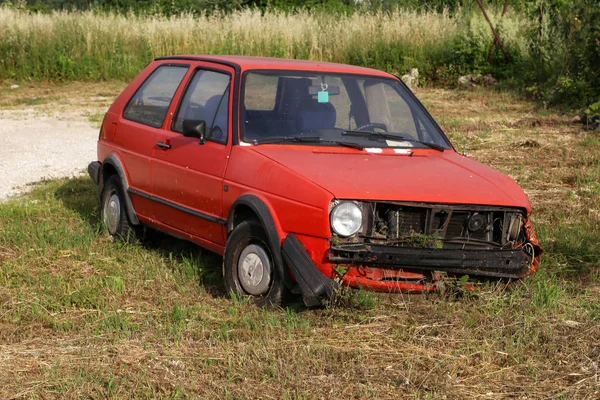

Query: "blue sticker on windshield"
left=318, top=90, right=329, bottom=103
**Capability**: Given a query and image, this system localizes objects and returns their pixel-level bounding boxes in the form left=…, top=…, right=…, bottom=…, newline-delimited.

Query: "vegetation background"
left=0, top=0, right=598, bottom=110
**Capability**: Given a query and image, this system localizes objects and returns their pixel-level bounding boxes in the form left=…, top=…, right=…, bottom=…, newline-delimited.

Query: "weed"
left=332, top=286, right=378, bottom=310
left=401, top=232, right=443, bottom=249
left=88, top=111, right=105, bottom=127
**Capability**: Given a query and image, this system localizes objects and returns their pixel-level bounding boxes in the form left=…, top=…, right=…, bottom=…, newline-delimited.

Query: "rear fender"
left=100, top=153, right=140, bottom=225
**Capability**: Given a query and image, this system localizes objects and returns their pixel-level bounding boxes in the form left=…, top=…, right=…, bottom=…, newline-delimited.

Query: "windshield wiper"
left=343, top=130, right=405, bottom=141
left=323, top=140, right=364, bottom=150
left=252, top=136, right=363, bottom=150
left=398, top=138, right=445, bottom=152
left=252, top=136, right=322, bottom=145
left=342, top=130, right=445, bottom=152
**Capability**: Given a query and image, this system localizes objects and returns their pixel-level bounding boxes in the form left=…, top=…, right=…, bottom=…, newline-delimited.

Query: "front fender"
left=227, top=194, right=293, bottom=289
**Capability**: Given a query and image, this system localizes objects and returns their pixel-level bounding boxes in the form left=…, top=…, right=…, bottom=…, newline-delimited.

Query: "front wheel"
left=223, top=220, right=285, bottom=306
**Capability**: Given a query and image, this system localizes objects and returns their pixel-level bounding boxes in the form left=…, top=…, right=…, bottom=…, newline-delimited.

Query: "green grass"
left=87, top=111, right=105, bottom=127
left=0, top=88, right=599, bottom=398
left=13, top=96, right=48, bottom=106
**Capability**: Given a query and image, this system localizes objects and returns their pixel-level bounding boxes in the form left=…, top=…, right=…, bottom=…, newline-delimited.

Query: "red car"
left=88, top=55, right=542, bottom=306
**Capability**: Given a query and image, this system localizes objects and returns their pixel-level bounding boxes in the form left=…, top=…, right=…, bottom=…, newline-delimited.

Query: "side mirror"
left=182, top=120, right=206, bottom=144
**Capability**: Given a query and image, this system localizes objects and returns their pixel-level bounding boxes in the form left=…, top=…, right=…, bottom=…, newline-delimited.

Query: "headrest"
left=205, top=94, right=228, bottom=141
left=204, top=95, right=223, bottom=123
left=295, top=99, right=336, bottom=132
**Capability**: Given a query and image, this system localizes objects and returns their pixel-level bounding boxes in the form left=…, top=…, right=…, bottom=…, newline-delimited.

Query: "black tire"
left=100, top=175, right=141, bottom=243
left=223, top=220, right=285, bottom=307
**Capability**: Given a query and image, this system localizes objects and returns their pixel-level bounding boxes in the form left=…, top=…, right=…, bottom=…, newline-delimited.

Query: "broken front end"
left=327, top=200, right=542, bottom=292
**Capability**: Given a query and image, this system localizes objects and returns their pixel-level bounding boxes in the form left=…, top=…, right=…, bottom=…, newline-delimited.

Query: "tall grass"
left=0, top=6, right=531, bottom=81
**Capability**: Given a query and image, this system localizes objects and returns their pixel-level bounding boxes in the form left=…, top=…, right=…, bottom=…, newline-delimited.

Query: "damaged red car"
left=88, top=55, right=542, bottom=306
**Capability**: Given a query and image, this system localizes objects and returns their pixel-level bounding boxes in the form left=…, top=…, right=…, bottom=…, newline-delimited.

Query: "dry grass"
left=0, top=81, right=125, bottom=124
left=0, top=84, right=599, bottom=398
left=0, top=6, right=531, bottom=82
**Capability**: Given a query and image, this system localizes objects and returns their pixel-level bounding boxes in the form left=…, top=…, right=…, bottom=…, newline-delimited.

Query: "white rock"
left=401, top=68, right=419, bottom=89
left=482, top=74, right=497, bottom=85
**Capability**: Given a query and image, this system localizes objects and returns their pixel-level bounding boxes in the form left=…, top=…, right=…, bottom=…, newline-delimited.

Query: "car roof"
left=156, top=55, right=396, bottom=79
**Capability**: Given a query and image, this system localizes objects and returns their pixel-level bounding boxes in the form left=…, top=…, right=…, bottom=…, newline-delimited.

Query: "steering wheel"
left=357, top=122, right=388, bottom=132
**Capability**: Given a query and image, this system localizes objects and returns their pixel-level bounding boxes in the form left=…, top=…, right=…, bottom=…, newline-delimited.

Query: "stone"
left=401, top=68, right=419, bottom=89
left=482, top=74, right=497, bottom=85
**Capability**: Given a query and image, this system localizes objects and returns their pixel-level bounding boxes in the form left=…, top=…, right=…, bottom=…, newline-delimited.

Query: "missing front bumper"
left=329, top=244, right=532, bottom=279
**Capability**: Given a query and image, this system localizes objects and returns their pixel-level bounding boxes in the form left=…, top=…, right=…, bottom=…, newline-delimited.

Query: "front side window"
left=123, top=65, right=188, bottom=128
left=172, top=69, right=231, bottom=143
left=242, top=71, right=450, bottom=150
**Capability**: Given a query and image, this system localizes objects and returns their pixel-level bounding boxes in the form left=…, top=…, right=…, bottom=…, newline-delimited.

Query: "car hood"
left=250, top=146, right=532, bottom=212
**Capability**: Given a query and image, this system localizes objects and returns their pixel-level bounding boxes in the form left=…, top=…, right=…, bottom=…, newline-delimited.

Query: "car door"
left=151, top=64, right=234, bottom=246
left=115, top=63, right=189, bottom=218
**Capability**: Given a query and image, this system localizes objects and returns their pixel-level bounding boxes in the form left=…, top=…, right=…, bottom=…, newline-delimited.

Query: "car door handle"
left=156, top=141, right=171, bottom=149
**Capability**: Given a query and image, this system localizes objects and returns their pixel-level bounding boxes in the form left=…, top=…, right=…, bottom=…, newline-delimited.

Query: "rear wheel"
left=223, top=220, right=284, bottom=306
left=101, top=175, right=141, bottom=242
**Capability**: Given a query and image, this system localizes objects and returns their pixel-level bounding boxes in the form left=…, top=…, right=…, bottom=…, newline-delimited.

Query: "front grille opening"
left=358, top=202, right=525, bottom=250
left=369, top=204, right=427, bottom=238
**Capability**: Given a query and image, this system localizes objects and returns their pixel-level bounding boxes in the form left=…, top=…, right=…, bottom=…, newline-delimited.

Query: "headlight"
left=330, top=201, right=363, bottom=237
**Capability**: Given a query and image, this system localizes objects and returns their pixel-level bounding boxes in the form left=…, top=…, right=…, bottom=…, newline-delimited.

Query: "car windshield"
left=241, top=71, right=451, bottom=150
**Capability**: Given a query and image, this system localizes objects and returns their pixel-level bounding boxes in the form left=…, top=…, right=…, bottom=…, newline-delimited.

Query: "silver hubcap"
left=237, top=244, right=271, bottom=295
left=103, top=193, right=121, bottom=235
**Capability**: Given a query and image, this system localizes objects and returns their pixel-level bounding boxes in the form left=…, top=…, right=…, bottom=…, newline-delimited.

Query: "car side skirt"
left=128, top=187, right=227, bottom=226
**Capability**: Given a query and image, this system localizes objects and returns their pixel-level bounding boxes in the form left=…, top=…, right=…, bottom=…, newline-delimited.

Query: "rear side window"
left=123, top=65, right=188, bottom=128
left=172, top=69, right=231, bottom=143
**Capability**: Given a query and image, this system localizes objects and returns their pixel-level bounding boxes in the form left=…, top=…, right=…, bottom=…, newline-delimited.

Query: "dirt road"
left=0, top=110, right=99, bottom=200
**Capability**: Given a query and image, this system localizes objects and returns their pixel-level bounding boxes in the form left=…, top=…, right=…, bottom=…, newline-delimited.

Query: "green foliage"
left=400, top=232, right=443, bottom=248
left=524, top=0, right=600, bottom=108
left=333, top=287, right=378, bottom=310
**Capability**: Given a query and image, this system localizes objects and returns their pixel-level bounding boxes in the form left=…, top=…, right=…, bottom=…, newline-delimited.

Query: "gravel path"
left=0, top=110, right=99, bottom=200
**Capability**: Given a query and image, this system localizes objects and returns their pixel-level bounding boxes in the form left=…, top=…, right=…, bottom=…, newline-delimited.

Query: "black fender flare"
left=99, top=153, right=140, bottom=225
left=227, top=195, right=293, bottom=289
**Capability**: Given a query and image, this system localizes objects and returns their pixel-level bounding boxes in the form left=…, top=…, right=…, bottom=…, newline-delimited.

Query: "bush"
left=524, top=0, right=600, bottom=108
